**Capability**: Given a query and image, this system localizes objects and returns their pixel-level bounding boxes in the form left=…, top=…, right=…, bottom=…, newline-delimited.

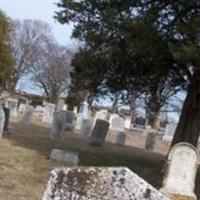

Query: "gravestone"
left=109, top=113, right=119, bottom=123
left=5, top=98, right=18, bottom=117
left=125, top=116, right=131, bottom=129
left=42, top=167, right=169, bottom=200
left=75, top=114, right=83, bottom=130
left=34, top=105, right=44, bottom=118
left=145, top=131, right=157, bottom=151
left=80, top=100, right=89, bottom=118
left=56, top=99, right=65, bottom=111
left=63, top=110, right=74, bottom=132
left=161, top=142, right=199, bottom=200
left=162, top=123, right=177, bottom=142
left=115, top=131, right=126, bottom=146
left=0, top=107, right=5, bottom=138
left=80, top=118, right=94, bottom=141
left=95, top=109, right=108, bottom=121
left=89, top=119, right=110, bottom=146
left=42, top=103, right=55, bottom=124
left=3, top=107, right=10, bottom=135
left=110, top=116, right=125, bottom=132
left=20, top=105, right=34, bottom=126
left=18, top=103, right=27, bottom=114
left=51, top=112, right=65, bottom=139
left=50, top=149, right=79, bottom=166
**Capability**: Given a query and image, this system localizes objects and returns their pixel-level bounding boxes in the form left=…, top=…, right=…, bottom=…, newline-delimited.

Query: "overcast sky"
left=1, top=0, right=74, bottom=46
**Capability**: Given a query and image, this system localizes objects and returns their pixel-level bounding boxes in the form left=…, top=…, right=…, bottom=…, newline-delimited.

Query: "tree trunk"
left=171, top=69, right=200, bottom=147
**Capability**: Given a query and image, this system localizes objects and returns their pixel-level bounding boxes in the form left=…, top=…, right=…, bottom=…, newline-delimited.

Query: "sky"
left=1, top=0, right=76, bottom=94
left=1, top=0, right=74, bottom=46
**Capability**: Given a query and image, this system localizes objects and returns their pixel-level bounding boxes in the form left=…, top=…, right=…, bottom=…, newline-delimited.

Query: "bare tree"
left=31, top=41, right=72, bottom=103
left=9, top=19, right=52, bottom=91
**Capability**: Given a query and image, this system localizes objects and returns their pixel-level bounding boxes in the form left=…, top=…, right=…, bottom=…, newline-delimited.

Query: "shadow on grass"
left=6, top=121, right=200, bottom=196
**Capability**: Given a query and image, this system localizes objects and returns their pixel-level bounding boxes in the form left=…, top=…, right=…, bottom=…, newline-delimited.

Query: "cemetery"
left=1, top=1, right=200, bottom=200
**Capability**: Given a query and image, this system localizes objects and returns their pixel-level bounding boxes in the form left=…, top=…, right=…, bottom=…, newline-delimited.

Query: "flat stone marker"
left=42, top=167, right=169, bottom=200
left=50, top=149, right=79, bottom=166
left=88, top=119, right=109, bottom=146
left=161, top=142, right=199, bottom=200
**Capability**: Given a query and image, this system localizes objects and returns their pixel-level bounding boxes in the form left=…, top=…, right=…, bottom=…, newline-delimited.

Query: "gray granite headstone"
left=51, top=112, right=65, bottom=139
left=116, top=131, right=126, bottom=146
left=42, top=167, right=169, bottom=200
left=80, top=118, right=93, bottom=142
left=88, top=119, right=110, bottom=146
left=0, top=107, right=5, bottom=138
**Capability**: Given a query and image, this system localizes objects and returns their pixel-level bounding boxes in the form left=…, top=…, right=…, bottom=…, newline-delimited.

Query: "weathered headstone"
left=75, top=114, right=83, bottom=131
left=63, top=110, right=74, bottom=132
left=161, top=142, right=199, bottom=200
left=95, top=109, right=108, bottom=121
left=89, top=119, right=110, bottom=146
left=80, top=100, right=89, bottom=118
left=145, top=131, right=157, bottom=151
left=115, top=131, right=126, bottom=146
left=56, top=99, right=65, bottom=111
left=109, top=113, right=119, bottom=123
left=5, top=98, right=18, bottom=117
left=110, top=116, right=125, bottom=132
left=125, top=116, right=131, bottom=129
left=42, top=103, right=55, bottom=124
left=51, top=112, right=65, bottom=139
left=3, top=107, right=10, bottom=135
left=0, top=107, right=5, bottom=138
left=80, top=118, right=94, bottom=141
left=42, top=167, right=169, bottom=200
left=18, top=103, right=27, bottom=114
left=50, top=149, right=79, bottom=166
left=162, top=123, right=177, bottom=142
left=20, top=105, right=34, bottom=126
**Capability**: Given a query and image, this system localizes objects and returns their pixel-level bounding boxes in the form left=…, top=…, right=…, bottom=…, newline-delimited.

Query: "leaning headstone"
left=110, top=116, right=125, bottom=132
left=80, top=118, right=94, bottom=141
left=42, top=103, right=55, bottom=124
left=50, top=149, right=79, bottom=166
left=20, top=105, right=34, bottom=126
left=161, top=142, right=199, bottom=200
left=51, top=112, right=65, bottom=139
left=42, top=167, right=169, bottom=200
left=3, top=107, right=10, bottom=135
left=89, top=119, right=109, bottom=146
left=115, top=131, right=126, bottom=146
left=145, top=131, right=157, bottom=151
left=5, top=98, right=18, bottom=117
left=162, top=123, right=177, bottom=142
left=0, top=107, right=5, bottom=138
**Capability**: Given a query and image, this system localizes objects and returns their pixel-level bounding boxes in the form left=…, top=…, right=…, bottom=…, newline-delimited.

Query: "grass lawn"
left=0, top=120, right=199, bottom=200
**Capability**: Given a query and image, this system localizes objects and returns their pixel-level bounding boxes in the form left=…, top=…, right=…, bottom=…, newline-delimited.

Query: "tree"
left=56, top=0, right=200, bottom=146
left=0, top=10, right=13, bottom=91
left=31, top=41, right=72, bottom=103
left=9, top=19, right=52, bottom=91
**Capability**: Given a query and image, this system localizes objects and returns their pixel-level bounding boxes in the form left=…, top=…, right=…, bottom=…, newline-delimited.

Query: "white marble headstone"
left=20, top=105, right=34, bottom=126
left=42, top=103, right=56, bottom=124
left=110, top=116, right=125, bottom=132
left=162, top=123, right=177, bottom=142
left=5, top=98, right=18, bottom=117
left=161, top=142, right=199, bottom=200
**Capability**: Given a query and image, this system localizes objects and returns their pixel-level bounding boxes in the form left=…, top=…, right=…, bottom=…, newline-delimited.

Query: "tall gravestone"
left=0, top=107, right=5, bottom=138
left=20, top=105, right=34, bottom=126
left=42, top=167, right=169, bottom=200
left=5, top=98, right=18, bottom=117
left=80, top=118, right=94, bottom=142
left=89, top=119, right=110, bottom=146
left=80, top=101, right=89, bottom=118
left=3, top=107, right=10, bottom=135
left=162, top=123, right=177, bottom=142
left=42, top=103, right=55, bottom=124
left=161, top=142, right=199, bottom=200
left=51, top=111, right=66, bottom=139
